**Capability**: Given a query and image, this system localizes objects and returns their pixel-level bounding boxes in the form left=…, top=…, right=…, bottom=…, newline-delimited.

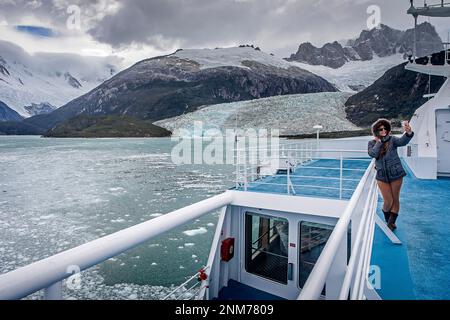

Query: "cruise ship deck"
left=233, top=158, right=450, bottom=300
left=238, top=158, right=369, bottom=200
left=372, top=163, right=450, bottom=300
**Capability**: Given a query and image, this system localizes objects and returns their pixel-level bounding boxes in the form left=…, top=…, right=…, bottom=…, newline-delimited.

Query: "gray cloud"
left=87, top=0, right=450, bottom=56
left=1, top=0, right=449, bottom=58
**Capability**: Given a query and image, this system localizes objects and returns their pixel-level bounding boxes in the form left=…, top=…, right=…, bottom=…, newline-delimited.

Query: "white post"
left=287, top=160, right=290, bottom=195
left=339, top=152, right=343, bottom=199
left=44, top=281, right=62, bottom=300
left=243, top=150, right=248, bottom=191
left=235, top=148, right=239, bottom=189
left=313, top=125, right=323, bottom=152
left=413, top=15, right=418, bottom=63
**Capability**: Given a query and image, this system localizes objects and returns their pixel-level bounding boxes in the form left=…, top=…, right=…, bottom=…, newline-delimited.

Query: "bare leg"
left=377, top=180, right=394, bottom=213
left=390, top=178, right=403, bottom=214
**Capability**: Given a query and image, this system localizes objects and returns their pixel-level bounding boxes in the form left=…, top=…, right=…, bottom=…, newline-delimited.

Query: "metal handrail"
left=0, top=192, right=233, bottom=300
left=297, top=159, right=376, bottom=300
left=413, top=1, right=450, bottom=8
left=251, top=247, right=288, bottom=260
left=338, top=173, right=377, bottom=299
left=252, top=225, right=277, bottom=245
left=162, top=266, right=210, bottom=300
left=236, top=147, right=370, bottom=199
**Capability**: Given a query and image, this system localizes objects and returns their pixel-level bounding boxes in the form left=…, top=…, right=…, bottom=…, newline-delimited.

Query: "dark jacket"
left=368, top=132, right=414, bottom=183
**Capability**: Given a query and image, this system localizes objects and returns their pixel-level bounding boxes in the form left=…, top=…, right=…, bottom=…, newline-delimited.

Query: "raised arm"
left=393, top=132, right=414, bottom=147
left=368, top=139, right=383, bottom=158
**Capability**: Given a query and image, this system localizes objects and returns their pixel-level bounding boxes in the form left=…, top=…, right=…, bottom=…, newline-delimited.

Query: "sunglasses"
left=378, top=127, right=388, bottom=132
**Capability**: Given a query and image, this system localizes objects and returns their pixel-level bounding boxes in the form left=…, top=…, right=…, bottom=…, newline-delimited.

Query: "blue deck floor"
left=235, top=158, right=450, bottom=300
left=215, top=280, right=285, bottom=300
left=239, top=158, right=369, bottom=200
left=372, top=161, right=450, bottom=300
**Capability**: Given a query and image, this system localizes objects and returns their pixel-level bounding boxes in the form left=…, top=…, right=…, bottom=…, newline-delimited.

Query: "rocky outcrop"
left=44, top=115, right=172, bottom=138
left=344, top=50, right=447, bottom=126
left=23, top=102, right=56, bottom=116
left=64, top=72, right=82, bottom=89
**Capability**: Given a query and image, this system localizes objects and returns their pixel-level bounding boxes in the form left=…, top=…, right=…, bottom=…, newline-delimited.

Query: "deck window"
left=245, top=212, right=289, bottom=284
left=298, top=221, right=334, bottom=292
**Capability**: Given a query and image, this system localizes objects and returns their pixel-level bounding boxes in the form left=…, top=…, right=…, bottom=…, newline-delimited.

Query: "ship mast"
left=408, top=0, right=450, bottom=62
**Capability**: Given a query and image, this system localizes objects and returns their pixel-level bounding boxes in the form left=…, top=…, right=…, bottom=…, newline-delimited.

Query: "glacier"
left=290, top=54, right=405, bottom=92
left=155, top=92, right=360, bottom=136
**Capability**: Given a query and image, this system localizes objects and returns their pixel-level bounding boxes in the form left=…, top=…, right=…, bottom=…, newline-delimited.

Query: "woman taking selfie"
left=368, top=119, right=414, bottom=231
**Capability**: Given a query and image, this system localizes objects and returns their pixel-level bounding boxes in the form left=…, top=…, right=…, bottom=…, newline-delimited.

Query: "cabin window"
left=298, top=221, right=334, bottom=293
left=245, top=212, right=289, bottom=284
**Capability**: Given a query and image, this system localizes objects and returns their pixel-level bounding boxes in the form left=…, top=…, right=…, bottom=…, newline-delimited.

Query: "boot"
left=387, top=212, right=398, bottom=231
left=382, top=210, right=390, bottom=223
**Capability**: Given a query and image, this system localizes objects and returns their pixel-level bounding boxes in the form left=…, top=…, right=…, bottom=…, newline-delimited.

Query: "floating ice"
left=183, top=227, right=208, bottom=236
left=108, top=187, right=124, bottom=192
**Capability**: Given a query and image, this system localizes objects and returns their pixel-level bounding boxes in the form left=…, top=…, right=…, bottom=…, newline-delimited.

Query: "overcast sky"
left=0, top=0, right=449, bottom=68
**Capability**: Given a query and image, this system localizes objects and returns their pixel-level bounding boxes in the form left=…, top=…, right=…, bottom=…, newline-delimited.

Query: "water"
left=0, top=136, right=235, bottom=299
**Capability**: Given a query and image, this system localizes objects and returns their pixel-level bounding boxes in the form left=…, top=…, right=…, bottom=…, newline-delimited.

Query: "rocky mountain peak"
left=288, top=22, right=443, bottom=68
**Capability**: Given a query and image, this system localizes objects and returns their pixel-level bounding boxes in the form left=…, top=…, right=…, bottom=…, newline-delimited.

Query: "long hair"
left=371, top=118, right=392, bottom=158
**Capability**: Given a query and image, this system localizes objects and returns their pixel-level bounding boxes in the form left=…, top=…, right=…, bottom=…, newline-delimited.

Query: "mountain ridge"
left=20, top=46, right=337, bottom=133
left=287, top=22, right=443, bottom=68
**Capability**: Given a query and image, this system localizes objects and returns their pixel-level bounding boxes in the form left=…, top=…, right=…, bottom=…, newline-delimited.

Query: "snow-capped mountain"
left=287, top=22, right=443, bottom=69
left=155, top=92, right=360, bottom=136
left=290, top=54, right=405, bottom=92
left=23, top=46, right=337, bottom=132
left=0, top=40, right=121, bottom=118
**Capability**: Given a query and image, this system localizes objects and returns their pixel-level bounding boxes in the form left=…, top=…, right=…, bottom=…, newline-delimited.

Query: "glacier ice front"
left=155, top=92, right=359, bottom=136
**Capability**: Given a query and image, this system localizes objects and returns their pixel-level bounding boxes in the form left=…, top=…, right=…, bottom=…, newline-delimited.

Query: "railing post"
left=44, top=281, right=63, bottom=300
left=287, top=160, right=290, bottom=195
left=302, top=143, right=305, bottom=163
left=235, top=148, right=239, bottom=189
left=339, top=152, right=343, bottom=199
left=243, top=150, right=248, bottom=191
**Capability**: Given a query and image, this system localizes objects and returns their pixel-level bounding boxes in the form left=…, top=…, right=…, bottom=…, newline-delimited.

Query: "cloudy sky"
left=0, top=0, right=449, bottom=68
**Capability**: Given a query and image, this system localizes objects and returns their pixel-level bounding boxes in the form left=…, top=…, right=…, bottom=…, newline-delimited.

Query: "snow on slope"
left=173, top=47, right=403, bottom=91
left=0, top=40, right=121, bottom=117
left=155, top=92, right=360, bottom=136
left=291, top=54, right=405, bottom=92
left=172, top=46, right=293, bottom=70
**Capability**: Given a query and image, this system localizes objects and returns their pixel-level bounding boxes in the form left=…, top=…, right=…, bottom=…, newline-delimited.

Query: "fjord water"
left=0, top=136, right=234, bottom=299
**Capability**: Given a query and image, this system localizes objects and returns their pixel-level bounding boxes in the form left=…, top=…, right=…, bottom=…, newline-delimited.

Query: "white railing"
left=298, top=158, right=377, bottom=300
left=161, top=266, right=210, bottom=300
left=445, top=42, right=450, bottom=65
left=0, top=192, right=233, bottom=300
left=235, top=144, right=370, bottom=200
